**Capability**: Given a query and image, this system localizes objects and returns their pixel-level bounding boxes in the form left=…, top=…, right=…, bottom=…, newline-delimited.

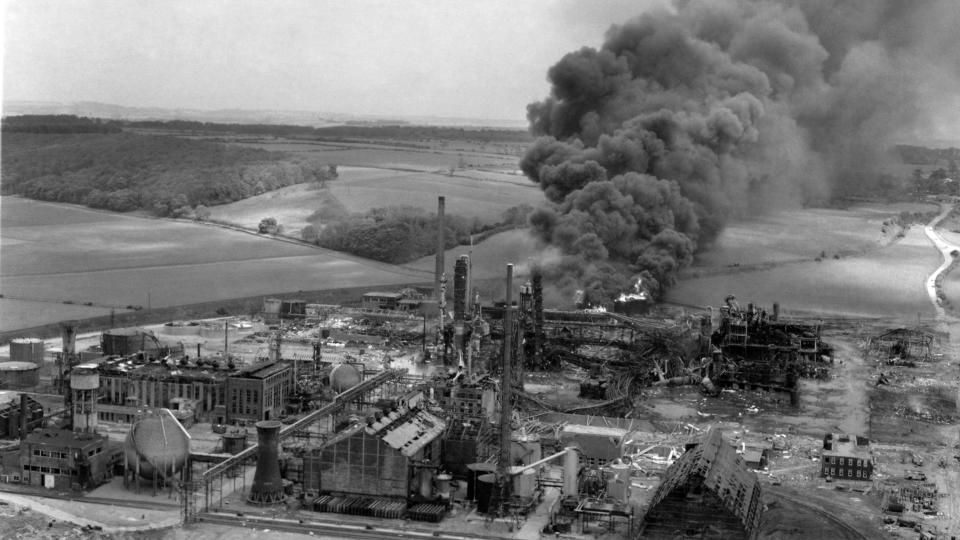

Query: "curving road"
left=923, top=201, right=960, bottom=318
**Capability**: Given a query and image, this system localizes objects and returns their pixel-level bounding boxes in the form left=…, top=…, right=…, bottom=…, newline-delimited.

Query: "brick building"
left=821, top=433, right=873, bottom=480
left=19, top=429, right=116, bottom=490
left=225, top=361, right=293, bottom=424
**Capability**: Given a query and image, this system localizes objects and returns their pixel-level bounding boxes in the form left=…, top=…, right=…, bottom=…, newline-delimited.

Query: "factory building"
left=225, top=361, right=293, bottom=424
left=97, top=357, right=228, bottom=423
left=640, top=429, right=764, bottom=540
left=303, top=391, right=445, bottom=499
left=19, top=430, right=115, bottom=490
left=821, top=433, right=873, bottom=480
left=0, top=392, right=44, bottom=438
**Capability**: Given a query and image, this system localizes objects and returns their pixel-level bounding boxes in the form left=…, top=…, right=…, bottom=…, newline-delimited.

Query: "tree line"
left=2, top=114, right=121, bottom=133
left=306, top=204, right=533, bottom=264
left=1, top=130, right=335, bottom=214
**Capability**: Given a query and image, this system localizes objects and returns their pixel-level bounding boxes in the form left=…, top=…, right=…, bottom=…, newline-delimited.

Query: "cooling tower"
left=248, top=420, right=284, bottom=505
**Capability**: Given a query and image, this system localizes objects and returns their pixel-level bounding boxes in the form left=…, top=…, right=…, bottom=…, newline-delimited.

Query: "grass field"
left=0, top=196, right=431, bottom=332
left=207, top=166, right=546, bottom=234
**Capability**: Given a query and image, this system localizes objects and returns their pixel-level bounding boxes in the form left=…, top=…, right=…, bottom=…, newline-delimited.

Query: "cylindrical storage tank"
left=330, top=363, right=362, bottom=393
left=513, top=468, right=536, bottom=498
left=248, top=420, right=284, bottom=505
left=466, top=462, right=496, bottom=501
left=0, top=362, right=40, bottom=390
left=10, top=338, right=44, bottom=365
left=161, top=321, right=201, bottom=337
left=604, top=461, right=631, bottom=504
left=419, top=468, right=433, bottom=498
left=222, top=432, right=247, bottom=455
left=435, top=473, right=453, bottom=502
left=511, top=431, right=542, bottom=467
left=475, top=473, right=496, bottom=514
left=563, top=448, right=578, bottom=496
left=124, top=408, right=190, bottom=481
left=281, top=300, right=306, bottom=317
left=102, top=328, right=157, bottom=356
left=263, top=298, right=281, bottom=324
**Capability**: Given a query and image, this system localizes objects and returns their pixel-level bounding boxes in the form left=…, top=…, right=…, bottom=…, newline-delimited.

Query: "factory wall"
left=304, top=430, right=437, bottom=499
left=19, top=431, right=115, bottom=491
left=100, top=375, right=224, bottom=416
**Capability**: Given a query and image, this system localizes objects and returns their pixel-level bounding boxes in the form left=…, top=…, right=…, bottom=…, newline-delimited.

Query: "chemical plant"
left=0, top=198, right=952, bottom=540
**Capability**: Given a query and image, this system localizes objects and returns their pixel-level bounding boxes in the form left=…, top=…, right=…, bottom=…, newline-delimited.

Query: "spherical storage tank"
left=330, top=363, right=362, bottom=393
left=0, top=362, right=40, bottom=389
left=124, top=408, right=191, bottom=480
left=10, top=338, right=44, bottom=365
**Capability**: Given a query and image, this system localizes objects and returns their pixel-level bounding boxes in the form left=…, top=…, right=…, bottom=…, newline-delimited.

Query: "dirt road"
left=923, top=202, right=958, bottom=318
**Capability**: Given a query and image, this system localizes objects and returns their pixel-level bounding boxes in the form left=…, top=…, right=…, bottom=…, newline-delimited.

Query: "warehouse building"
left=639, top=429, right=764, bottom=540
left=303, top=391, right=445, bottom=499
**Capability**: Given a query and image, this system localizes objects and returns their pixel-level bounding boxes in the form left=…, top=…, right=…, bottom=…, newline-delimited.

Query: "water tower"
left=71, top=364, right=99, bottom=433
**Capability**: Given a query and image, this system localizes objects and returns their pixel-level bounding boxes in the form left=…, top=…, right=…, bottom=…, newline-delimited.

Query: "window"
left=32, top=449, right=40, bottom=457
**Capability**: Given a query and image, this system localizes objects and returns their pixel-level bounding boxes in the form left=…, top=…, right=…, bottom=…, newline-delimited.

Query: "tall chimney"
left=531, top=265, right=544, bottom=368
left=496, top=263, right=515, bottom=514
left=454, top=255, right=469, bottom=321
left=61, top=321, right=77, bottom=359
left=248, top=420, right=285, bottom=504
left=435, top=196, right=446, bottom=301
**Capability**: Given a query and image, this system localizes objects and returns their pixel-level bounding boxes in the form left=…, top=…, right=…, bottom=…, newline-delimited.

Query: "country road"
left=923, top=201, right=959, bottom=318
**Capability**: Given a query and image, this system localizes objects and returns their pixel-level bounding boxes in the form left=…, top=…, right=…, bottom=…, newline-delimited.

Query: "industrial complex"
left=0, top=197, right=956, bottom=540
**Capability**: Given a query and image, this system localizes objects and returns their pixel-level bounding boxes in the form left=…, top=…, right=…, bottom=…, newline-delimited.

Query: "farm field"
left=207, top=166, right=545, bottom=234
left=693, top=202, right=938, bottom=268
left=228, top=139, right=520, bottom=171
left=0, top=196, right=431, bottom=332
left=415, top=202, right=943, bottom=319
left=667, top=224, right=939, bottom=319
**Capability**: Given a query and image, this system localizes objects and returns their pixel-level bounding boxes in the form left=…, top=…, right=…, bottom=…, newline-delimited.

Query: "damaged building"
left=303, top=391, right=445, bottom=500
left=821, top=433, right=873, bottom=481
left=639, top=429, right=764, bottom=540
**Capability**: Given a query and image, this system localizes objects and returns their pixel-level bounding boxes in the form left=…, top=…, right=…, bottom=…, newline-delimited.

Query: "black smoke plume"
left=522, top=0, right=960, bottom=304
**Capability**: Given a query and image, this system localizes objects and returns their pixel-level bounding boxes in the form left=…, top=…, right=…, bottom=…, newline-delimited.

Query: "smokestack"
left=248, top=420, right=284, bottom=505
left=61, top=321, right=77, bottom=358
left=19, top=393, right=29, bottom=439
left=435, top=196, right=446, bottom=301
left=531, top=265, right=544, bottom=368
left=454, top=255, right=469, bottom=321
left=496, top=263, right=515, bottom=514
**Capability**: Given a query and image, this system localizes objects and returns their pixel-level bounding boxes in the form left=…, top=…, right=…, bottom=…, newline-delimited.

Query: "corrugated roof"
left=376, top=409, right=446, bottom=458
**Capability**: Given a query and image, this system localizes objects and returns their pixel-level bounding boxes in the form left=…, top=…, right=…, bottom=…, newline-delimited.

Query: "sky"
left=1, top=0, right=665, bottom=122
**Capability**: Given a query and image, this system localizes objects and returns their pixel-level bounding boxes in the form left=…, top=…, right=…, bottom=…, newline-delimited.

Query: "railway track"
left=767, top=490, right=871, bottom=540
left=198, top=511, right=512, bottom=540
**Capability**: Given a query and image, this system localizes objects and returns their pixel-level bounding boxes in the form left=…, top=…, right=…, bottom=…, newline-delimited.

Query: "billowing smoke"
left=522, top=0, right=960, bottom=304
